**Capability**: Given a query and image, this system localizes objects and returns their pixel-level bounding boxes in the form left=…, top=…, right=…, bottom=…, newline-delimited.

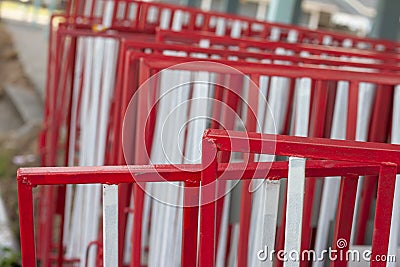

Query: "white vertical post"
left=103, top=185, right=118, bottom=267
left=258, top=180, right=280, bottom=267
left=284, top=157, right=306, bottom=267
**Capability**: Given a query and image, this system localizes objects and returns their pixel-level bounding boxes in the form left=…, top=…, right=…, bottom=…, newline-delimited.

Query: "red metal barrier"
left=200, top=129, right=400, bottom=266
left=64, top=0, right=400, bottom=52
left=31, top=1, right=400, bottom=266
left=17, top=134, right=400, bottom=266
left=123, top=55, right=400, bottom=266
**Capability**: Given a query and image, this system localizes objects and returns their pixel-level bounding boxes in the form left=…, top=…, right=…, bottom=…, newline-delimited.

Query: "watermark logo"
left=257, top=239, right=396, bottom=263
left=122, top=61, right=277, bottom=207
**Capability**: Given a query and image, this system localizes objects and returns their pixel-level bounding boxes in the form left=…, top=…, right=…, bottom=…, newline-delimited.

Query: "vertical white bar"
left=172, top=10, right=183, bottom=31
left=231, top=20, right=242, bottom=38
left=287, top=30, right=298, bottom=43
left=103, top=185, right=118, bottom=267
left=269, top=27, right=281, bottom=41
left=102, top=1, right=114, bottom=28
left=249, top=69, right=289, bottom=265
left=228, top=224, right=240, bottom=267
left=64, top=38, right=84, bottom=251
left=294, top=78, right=311, bottom=137
left=284, top=157, right=306, bottom=267
left=322, top=35, right=332, bottom=46
left=215, top=18, right=226, bottom=36
left=259, top=180, right=280, bottom=267
left=160, top=9, right=171, bottom=30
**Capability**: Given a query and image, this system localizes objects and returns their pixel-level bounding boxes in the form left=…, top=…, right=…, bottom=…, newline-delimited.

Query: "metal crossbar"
left=200, top=129, right=400, bottom=267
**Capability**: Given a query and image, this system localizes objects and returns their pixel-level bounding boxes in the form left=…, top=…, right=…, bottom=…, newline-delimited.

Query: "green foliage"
left=0, top=149, right=17, bottom=179
left=0, top=247, right=20, bottom=267
left=0, top=149, right=13, bottom=178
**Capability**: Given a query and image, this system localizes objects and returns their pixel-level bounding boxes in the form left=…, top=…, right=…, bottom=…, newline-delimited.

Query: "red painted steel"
left=200, top=129, right=400, bottom=266
left=330, top=175, right=358, bottom=267
left=64, top=0, right=400, bottom=52
left=156, top=29, right=400, bottom=65
left=35, top=3, right=400, bottom=265
left=18, top=160, right=397, bottom=266
left=114, top=52, right=396, bottom=266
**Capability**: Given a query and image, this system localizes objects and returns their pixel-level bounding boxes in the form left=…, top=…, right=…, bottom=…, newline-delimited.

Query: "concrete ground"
left=3, top=20, right=48, bottom=101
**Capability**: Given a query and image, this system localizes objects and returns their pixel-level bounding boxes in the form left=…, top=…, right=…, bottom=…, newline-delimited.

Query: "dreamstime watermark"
left=257, top=239, right=396, bottom=263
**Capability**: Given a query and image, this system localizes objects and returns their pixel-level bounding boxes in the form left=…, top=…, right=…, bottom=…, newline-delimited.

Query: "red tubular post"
left=17, top=178, right=36, bottom=267
left=301, top=80, right=329, bottom=267
left=199, top=136, right=218, bottom=267
left=370, top=164, right=396, bottom=267
left=118, top=183, right=131, bottom=266
left=131, top=185, right=145, bottom=267
left=215, top=74, right=243, bottom=254
left=182, top=181, right=200, bottom=267
left=346, top=81, right=359, bottom=140
left=237, top=74, right=259, bottom=267
left=355, top=86, right=393, bottom=245
left=330, top=175, right=358, bottom=267
left=130, top=60, right=153, bottom=267
left=57, top=185, right=67, bottom=267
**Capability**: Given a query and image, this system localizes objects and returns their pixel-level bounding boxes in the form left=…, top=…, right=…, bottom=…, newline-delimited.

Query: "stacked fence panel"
left=16, top=0, right=400, bottom=266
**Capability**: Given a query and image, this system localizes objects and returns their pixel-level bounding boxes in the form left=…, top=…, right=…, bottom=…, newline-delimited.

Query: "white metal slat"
left=284, top=157, right=306, bottom=267
left=66, top=37, right=94, bottom=261
left=146, top=11, right=187, bottom=263
left=81, top=36, right=105, bottom=267
left=103, top=185, right=118, bottom=267
left=64, top=37, right=85, bottom=252
left=281, top=76, right=310, bottom=267
left=147, top=70, right=182, bottom=266
left=146, top=71, right=179, bottom=267
left=159, top=72, right=190, bottom=266
left=249, top=73, right=288, bottom=266
left=257, top=180, right=280, bottom=267
left=147, top=67, right=193, bottom=266
left=228, top=224, right=240, bottom=266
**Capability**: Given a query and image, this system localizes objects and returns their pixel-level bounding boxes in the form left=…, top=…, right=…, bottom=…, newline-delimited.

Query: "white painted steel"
left=63, top=2, right=119, bottom=265
left=103, top=185, right=118, bottom=267
left=284, top=157, right=306, bottom=267
left=249, top=72, right=289, bottom=266
left=228, top=223, right=240, bottom=266
left=257, top=180, right=280, bottom=267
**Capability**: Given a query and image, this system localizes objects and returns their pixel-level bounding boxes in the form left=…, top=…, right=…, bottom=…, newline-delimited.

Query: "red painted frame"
left=38, top=7, right=400, bottom=265
left=200, top=129, right=400, bottom=267
left=18, top=160, right=396, bottom=266
left=64, top=0, right=400, bottom=52
left=125, top=54, right=400, bottom=265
